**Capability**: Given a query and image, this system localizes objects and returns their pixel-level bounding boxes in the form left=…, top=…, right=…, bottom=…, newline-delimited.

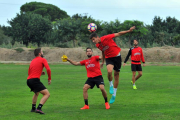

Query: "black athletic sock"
left=104, top=97, right=108, bottom=103
left=32, top=104, right=36, bottom=110
left=37, top=104, right=43, bottom=110
left=84, top=99, right=88, bottom=105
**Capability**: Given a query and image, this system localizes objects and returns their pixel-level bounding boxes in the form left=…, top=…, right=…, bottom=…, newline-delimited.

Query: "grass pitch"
left=0, top=63, right=180, bottom=120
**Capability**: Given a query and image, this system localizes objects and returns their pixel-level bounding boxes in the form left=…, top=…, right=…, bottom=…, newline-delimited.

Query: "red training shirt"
left=27, top=57, right=51, bottom=80
left=80, top=56, right=102, bottom=78
left=124, top=46, right=145, bottom=64
left=96, top=34, right=121, bottom=58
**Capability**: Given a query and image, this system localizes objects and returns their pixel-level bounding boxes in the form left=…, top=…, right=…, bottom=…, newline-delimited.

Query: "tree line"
left=0, top=2, right=180, bottom=48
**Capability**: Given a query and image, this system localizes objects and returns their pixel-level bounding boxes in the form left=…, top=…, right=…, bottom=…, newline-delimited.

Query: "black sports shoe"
left=31, top=109, right=36, bottom=112
left=35, top=109, right=45, bottom=114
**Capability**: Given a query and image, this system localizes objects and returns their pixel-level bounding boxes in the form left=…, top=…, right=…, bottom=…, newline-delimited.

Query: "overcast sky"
left=0, top=0, right=180, bottom=26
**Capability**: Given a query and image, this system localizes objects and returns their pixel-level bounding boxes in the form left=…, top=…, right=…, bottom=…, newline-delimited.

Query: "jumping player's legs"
left=109, top=70, right=119, bottom=104
left=107, top=64, right=114, bottom=82
left=114, top=70, right=119, bottom=88
left=112, top=70, right=119, bottom=96
left=106, top=64, right=114, bottom=94
left=106, top=56, right=121, bottom=104
left=112, top=55, right=121, bottom=94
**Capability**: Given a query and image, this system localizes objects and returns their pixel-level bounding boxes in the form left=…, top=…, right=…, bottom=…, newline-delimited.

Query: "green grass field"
left=0, top=63, right=180, bottom=120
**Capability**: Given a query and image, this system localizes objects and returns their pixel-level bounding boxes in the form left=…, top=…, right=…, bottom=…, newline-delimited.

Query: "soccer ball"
left=87, top=23, right=97, bottom=32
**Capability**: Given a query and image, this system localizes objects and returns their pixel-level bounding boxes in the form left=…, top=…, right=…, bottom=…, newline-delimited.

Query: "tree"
left=0, top=26, right=12, bottom=45
left=6, top=13, right=52, bottom=47
left=154, top=31, right=166, bottom=46
left=55, top=17, right=82, bottom=47
left=121, top=20, right=148, bottom=47
left=151, top=16, right=164, bottom=33
left=20, top=2, right=69, bottom=21
left=173, top=34, right=180, bottom=46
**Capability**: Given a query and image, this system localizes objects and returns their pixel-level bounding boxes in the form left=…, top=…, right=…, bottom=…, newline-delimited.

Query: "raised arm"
left=114, top=26, right=135, bottom=37
left=67, top=58, right=81, bottom=66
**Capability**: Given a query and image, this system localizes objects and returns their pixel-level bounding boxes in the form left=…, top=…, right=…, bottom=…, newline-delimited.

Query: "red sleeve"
left=80, top=60, right=85, bottom=65
left=101, top=34, right=115, bottom=42
left=95, top=56, right=100, bottom=61
left=43, top=58, right=51, bottom=80
left=141, top=48, right=145, bottom=63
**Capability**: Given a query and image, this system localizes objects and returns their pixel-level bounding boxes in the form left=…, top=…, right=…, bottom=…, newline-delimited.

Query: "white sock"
left=113, top=88, right=117, bottom=96
left=109, top=81, right=113, bottom=87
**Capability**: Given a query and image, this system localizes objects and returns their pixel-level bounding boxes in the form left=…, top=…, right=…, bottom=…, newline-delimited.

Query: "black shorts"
left=106, top=55, right=122, bottom=72
left=131, top=64, right=142, bottom=71
left=85, top=75, right=105, bottom=89
left=27, top=78, right=46, bottom=93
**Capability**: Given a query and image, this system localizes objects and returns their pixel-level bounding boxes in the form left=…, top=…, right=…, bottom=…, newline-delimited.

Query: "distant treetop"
left=20, top=2, right=70, bottom=21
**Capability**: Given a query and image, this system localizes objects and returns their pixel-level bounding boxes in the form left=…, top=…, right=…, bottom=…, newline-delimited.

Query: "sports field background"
left=0, top=63, right=180, bottom=120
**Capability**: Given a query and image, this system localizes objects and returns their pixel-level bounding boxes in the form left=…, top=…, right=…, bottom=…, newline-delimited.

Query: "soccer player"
left=27, top=48, right=51, bottom=114
left=89, top=26, right=135, bottom=104
left=65, top=47, right=110, bottom=110
left=123, top=39, right=145, bottom=89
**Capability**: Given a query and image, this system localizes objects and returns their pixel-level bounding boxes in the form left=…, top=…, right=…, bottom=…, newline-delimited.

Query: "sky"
left=0, top=0, right=180, bottom=26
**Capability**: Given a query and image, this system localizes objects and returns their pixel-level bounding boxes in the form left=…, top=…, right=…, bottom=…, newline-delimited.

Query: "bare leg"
left=81, top=84, right=91, bottom=109
left=32, top=92, right=39, bottom=104
left=132, top=71, right=136, bottom=84
left=83, top=84, right=91, bottom=99
left=106, top=64, right=114, bottom=82
left=99, top=85, right=110, bottom=109
left=99, top=85, right=107, bottom=98
left=39, top=89, right=50, bottom=105
left=114, top=70, right=119, bottom=88
left=135, top=71, right=142, bottom=81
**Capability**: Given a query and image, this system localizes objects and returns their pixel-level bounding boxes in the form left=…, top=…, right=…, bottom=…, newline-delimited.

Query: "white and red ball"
left=87, top=23, right=97, bottom=32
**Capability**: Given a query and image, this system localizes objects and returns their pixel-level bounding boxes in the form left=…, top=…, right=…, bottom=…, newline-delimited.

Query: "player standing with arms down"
left=63, top=47, right=110, bottom=110
left=123, top=39, right=145, bottom=89
left=89, top=26, right=135, bottom=104
left=27, top=48, right=51, bottom=114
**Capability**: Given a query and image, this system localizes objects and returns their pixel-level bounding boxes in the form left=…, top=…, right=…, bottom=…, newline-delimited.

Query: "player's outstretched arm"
left=114, top=26, right=135, bottom=37
left=67, top=58, right=81, bottom=66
